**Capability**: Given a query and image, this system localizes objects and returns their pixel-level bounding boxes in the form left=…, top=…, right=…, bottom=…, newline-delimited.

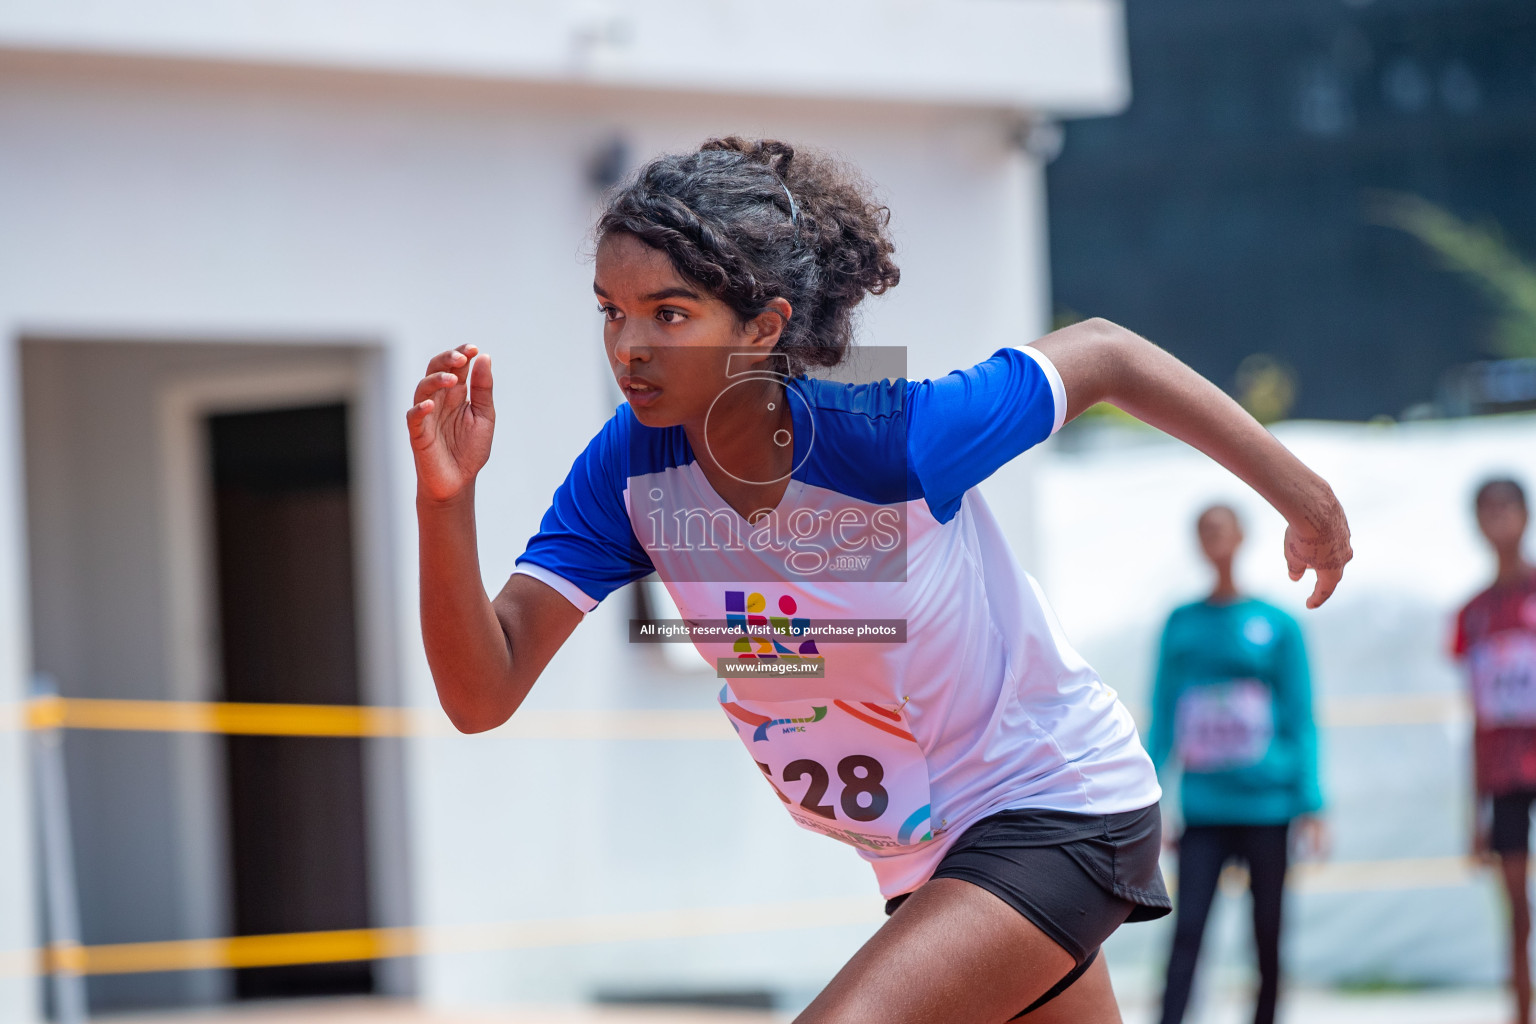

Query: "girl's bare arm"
left=409, top=344, right=583, bottom=733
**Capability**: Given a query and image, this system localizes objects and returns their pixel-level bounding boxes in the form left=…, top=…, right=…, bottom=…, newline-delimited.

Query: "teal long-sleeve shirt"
left=1146, top=597, right=1323, bottom=826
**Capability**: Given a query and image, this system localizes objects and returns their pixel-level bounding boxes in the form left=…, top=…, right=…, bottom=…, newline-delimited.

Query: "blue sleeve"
left=515, top=410, right=654, bottom=610
left=1147, top=612, right=1181, bottom=775
left=906, top=347, right=1065, bottom=523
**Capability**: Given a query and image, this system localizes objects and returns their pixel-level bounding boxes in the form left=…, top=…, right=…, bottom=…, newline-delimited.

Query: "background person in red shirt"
left=1455, top=478, right=1536, bottom=1024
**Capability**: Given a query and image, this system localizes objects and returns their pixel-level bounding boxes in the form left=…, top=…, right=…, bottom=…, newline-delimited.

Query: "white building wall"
left=0, top=41, right=1069, bottom=1015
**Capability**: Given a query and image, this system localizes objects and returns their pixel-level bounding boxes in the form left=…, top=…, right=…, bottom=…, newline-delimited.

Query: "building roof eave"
left=0, top=0, right=1130, bottom=118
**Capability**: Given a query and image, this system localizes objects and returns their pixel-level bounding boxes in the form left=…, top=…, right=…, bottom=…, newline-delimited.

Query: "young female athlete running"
left=408, top=137, right=1353, bottom=1023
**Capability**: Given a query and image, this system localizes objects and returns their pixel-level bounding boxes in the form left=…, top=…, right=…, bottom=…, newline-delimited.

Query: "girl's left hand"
left=1284, top=507, right=1353, bottom=609
left=1293, top=815, right=1331, bottom=862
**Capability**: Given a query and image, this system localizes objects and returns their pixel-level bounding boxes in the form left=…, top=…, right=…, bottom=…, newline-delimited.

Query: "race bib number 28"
left=719, top=688, right=935, bottom=852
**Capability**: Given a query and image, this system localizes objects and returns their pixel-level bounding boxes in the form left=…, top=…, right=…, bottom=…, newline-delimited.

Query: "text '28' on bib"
left=719, top=687, right=935, bottom=852
left=1175, top=678, right=1275, bottom=772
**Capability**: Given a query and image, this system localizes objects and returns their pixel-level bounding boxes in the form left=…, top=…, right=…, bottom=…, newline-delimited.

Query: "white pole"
left=31, top=674, right=88, bottom=1024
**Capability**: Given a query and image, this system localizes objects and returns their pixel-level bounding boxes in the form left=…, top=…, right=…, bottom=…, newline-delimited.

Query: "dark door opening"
left=208, top=404, right=375, bottom=1000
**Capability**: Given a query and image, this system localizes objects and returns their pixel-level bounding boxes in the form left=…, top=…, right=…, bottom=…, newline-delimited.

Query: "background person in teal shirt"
left=1148, top=505, right=1326, bottom=1024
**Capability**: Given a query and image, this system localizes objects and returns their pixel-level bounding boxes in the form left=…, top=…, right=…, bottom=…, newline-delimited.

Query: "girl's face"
left=594, top=232, right=787, bottom=430
left=1197, top=507, right=1243, bottom=565
left=1477, top=495, right=1528, bottom=553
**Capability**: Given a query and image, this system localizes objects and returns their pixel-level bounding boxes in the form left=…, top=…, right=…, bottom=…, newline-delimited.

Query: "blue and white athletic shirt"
left=514, top=346, right=1161, bottom=898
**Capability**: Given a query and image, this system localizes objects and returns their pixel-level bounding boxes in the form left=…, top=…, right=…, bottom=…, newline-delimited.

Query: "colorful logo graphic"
left=719, top=692, right=916, bottom=750
left=717, top=693, right=828, bottom=741
left=898, top=805, right=934, bottom=846
left=726, top=590, right=821, bottom=658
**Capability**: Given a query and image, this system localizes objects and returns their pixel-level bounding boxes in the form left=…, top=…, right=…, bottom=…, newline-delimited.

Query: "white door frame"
left=156, top=347, right=413, bottom=998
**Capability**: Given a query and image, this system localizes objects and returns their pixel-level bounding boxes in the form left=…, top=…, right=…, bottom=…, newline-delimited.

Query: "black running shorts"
left=1491, top=790, right=1536, bottom=855
left=884, top=803, right=1170, bottom=1016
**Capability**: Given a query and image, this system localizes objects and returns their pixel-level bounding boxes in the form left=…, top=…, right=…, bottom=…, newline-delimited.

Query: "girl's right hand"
left=407, top=344, right=495, bottom=503
left=1471, top=823, right=1494, bottom=867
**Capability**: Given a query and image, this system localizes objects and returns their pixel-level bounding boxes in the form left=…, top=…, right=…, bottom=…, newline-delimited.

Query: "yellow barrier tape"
left=33, top=697, right=429, bottom=737
left=5, top=697, right=729, bottom=740
left=0, top=855, right=1508, bottom=979
left=1177, top=854, right=1493, bottom=898
left=4, top=694, right=1478, bottom=740
left=0, top=693, right=1481, bottom=739
left=1290, top=854, right=1481, bottom=893
left=44, top=941, right=86, bottom=974
left=25, top=696, right=67, bottom=731
left=6, top=897, right=882, bottom=977
left=51, top=927, right=422, bottom=975
left=1125, top=693, right=1470, bottom=731
left=0, top=949, right=34, bottom=978
left=1319, top=693, right=1469, bottom=728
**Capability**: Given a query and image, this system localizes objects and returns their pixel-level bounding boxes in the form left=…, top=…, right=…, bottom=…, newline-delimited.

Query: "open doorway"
left=22, top=339, right=411, bottom=1013
left=208, top=403, right=375, bottom=999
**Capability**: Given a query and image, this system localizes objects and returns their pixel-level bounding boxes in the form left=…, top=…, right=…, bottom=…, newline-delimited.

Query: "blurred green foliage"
left=1236, top=353, right=1298, bottom=424
left=1070, top=364, right=1296, bottom=427
left=1370, top=191, right=1536, bottom=359
left=1051, top=308, right=1298, bottom=425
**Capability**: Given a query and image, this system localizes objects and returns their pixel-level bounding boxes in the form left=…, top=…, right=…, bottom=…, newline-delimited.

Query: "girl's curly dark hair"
left=596, top=137, right=900, bottom=374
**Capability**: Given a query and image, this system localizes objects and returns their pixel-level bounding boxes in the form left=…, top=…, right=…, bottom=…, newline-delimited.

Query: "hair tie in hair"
left=780, top=181, right=799, bottom=226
